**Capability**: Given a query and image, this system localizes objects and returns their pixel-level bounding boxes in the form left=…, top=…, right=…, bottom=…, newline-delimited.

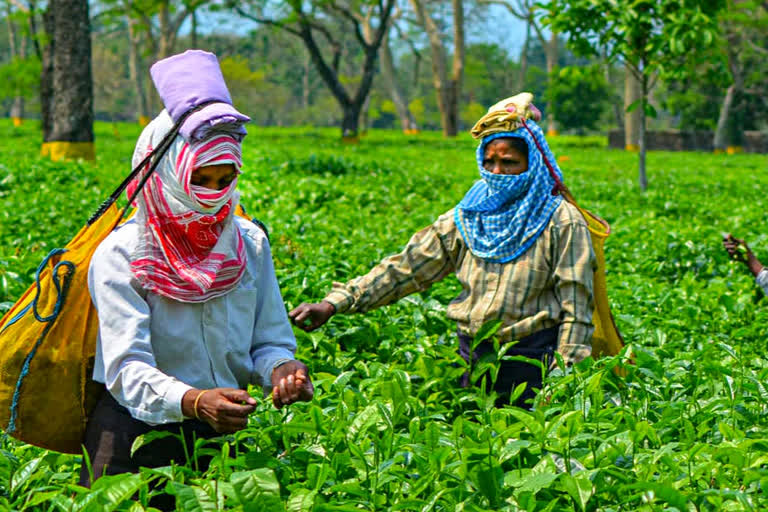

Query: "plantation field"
left=1, top=118, right=767, bottom=511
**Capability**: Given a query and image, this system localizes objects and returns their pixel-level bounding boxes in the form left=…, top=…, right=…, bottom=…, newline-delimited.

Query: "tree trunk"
left=448, top=0, right=465, bottom=135
left=624, top=64, right=642, bottom=151
left=127, top=15, right=150, bottom=124
left=341, top=104, right=361, bottom=140
left=302, top=51, right=311, bottom=108
left=191, top=9, right=197, bottom=48
left=409, top=0, right=462, bottom=137
left=10, top=97, right=24, bottom=121
left=603, top=52, right=623, bottom=130
left=545, top=31, right=558, bottom=135
left=517, top=16, right=531, bottom=91
left=6, top=2, right=17, bottom=60
left=713, top=84, right=734, bottom=152
left=40, top=0, right=94, bottom=159
left=379, top=34, right=418, bottom=132
left=638, top=74, right=647, bottom=192
left=158, top=3, right=173, bottom=58
left=6, top=3, right=25, bottom=123
left=359, top=93, right=371, bottom=135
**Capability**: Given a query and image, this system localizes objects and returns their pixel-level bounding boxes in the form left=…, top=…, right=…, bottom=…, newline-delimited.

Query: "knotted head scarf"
left=127, top=110, right=247, bottom=302
left=455, top=93, right=564, bottom=263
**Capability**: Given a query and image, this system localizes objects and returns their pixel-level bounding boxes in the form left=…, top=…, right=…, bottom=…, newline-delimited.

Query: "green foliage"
left=0, top=56, right=41, bottom=100
left=461, top=102, right=486, bottom=129
left=544, top=66, right=611, bottom=133
left=1, top=121, right=768, bottom=510
left=548, top=0, right=723, bottom=80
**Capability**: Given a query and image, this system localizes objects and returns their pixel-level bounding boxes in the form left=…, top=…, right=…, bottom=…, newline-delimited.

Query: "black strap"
left=235, top=203, right=270, bottom=242
left=86, top=100, right=220, bottom=226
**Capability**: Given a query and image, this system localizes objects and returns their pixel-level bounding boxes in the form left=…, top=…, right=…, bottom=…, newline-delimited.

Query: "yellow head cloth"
left=469, top=92, right=542, bottom=140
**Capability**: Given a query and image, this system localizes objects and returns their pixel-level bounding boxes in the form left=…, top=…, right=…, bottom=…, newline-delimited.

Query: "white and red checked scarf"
left=127, top=110, right=246, bottom=303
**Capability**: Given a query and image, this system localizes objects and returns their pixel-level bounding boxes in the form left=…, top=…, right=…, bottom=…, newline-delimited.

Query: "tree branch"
left=328, top=3, right=368, bottom=48
left=232, top=5, right=301, bottom=36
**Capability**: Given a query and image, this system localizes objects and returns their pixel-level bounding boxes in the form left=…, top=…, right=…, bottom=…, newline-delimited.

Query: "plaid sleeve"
left=324, top=212, right=460, bottom=314
left=551, top=217, right=595, bottom=365
left=757, top=268, right=768, bottom=296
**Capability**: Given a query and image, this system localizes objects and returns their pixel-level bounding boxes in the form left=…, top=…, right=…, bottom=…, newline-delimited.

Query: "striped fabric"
left=324, top=201, right=596, bottom=365
left=455, top=121, right=563, bottom=263
left=127, top=112, right=246, bottom=303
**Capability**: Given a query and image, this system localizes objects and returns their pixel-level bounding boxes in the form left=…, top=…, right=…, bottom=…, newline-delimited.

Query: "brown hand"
left=723, top=233, right=764, bottom=277
left=271, top=360, right=314, bottom=409
left=288, top=301, right=335, bottom=332
left=723, top=233, right=750, bottom=263
left=182, top=388, right=257, bottom=433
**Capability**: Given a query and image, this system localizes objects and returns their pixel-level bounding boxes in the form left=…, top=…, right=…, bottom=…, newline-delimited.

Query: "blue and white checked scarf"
left=455, top=120, right=563, bottom=263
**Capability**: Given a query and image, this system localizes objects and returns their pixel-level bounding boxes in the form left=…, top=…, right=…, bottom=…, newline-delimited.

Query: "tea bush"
left=1, top=120, right=767, bottom=511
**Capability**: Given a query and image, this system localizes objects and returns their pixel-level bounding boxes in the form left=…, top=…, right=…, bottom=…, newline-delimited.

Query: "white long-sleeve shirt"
left=758, top=269, right=768, bottom=296
left=88, top=217, right=296, bottom=425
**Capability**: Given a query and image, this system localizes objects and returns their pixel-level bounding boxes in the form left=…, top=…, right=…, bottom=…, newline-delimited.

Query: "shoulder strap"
left=519, top=119, right=578, bottom=206
left=235, top=203, right=270, bottom=242
left=86, top=100, right=220, bottom=226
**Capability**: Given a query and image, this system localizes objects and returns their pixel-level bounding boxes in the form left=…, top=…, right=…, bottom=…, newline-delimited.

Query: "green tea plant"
left=0, top=119, right=767, bottom=510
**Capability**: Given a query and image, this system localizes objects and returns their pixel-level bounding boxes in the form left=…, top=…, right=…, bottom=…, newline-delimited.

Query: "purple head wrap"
left=150, top=50, right=250, bottom=141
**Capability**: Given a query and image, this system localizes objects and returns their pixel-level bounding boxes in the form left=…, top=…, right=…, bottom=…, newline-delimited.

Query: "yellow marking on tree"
left=41, top=142, right=95, bottom=161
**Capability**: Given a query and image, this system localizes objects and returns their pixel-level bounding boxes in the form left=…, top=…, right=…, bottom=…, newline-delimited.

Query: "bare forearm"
left=747, top=253, right=764, bottom=278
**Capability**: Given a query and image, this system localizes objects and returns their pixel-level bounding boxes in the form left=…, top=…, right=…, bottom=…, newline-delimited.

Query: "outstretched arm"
left=290, top=211, right=462, bottom=331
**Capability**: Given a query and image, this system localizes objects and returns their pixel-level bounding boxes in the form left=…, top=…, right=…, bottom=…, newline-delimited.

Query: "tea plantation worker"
left=80, top=51, right=313, bottom=499
left=723, top=233, right=768, bottom=295
left=290, top=92, right=595, bottom=409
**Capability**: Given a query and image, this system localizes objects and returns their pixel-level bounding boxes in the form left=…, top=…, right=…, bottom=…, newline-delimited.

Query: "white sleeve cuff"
left=122, top=380, right=194, bottom=426
left=757, top=268, right=768, bottom=296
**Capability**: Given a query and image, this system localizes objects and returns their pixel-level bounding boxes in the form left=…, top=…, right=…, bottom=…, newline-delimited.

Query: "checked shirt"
left=324, top=201, right=596, bottom=365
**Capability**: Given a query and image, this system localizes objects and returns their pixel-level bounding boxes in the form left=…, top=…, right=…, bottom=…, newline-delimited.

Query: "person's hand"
left=182, top=388, right=257, bottom=433
left=288, top=301, right=335, bottom=332
left=723, top=233, right=765, bottom=277
left=271, top=360, right=314, bottom=408
left=723, top=233, right=751, bottom=263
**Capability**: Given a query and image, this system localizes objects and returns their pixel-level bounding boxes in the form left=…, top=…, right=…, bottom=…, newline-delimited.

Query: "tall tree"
left=549, top=0, right=723, bottom=191
left=480, top=0, right=560, bottom=134
left=5, top=0, right=27, bottom=123
left=366, top=8, right=419, bottom=133
left=408, top=0, right=465, bottom=137
left=232, top=0, right=396, bottom=139
left=712, top=0, right=767, bottom=151
left=624, top=65, right=641, bottom=150
left=97, top=0, right=209, bottom=116
left=39, top=0, right=94, bottom=160
left=126, top=9, right=150, bottom=124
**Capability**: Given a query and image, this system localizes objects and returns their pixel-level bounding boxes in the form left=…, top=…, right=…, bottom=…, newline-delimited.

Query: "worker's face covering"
left=456, top=95, right=564, bottom=263
left=126, top=110, right=246, bottom=303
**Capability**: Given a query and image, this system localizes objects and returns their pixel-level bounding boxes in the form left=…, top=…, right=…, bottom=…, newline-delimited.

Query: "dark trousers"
left=79, top=390, right=220, bottom=510
left=458, top=326, right=558, bottom=408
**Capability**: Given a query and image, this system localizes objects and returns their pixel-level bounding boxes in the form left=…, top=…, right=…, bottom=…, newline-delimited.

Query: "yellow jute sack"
left=0, top=205, right=122, bottom=453
left=559, top=189, right=624, bottom=358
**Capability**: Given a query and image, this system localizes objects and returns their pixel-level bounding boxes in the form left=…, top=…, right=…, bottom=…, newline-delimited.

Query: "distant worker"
left=723, top=233, right=768, bottom=295
left=289, top=93, right=596, bottom=409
